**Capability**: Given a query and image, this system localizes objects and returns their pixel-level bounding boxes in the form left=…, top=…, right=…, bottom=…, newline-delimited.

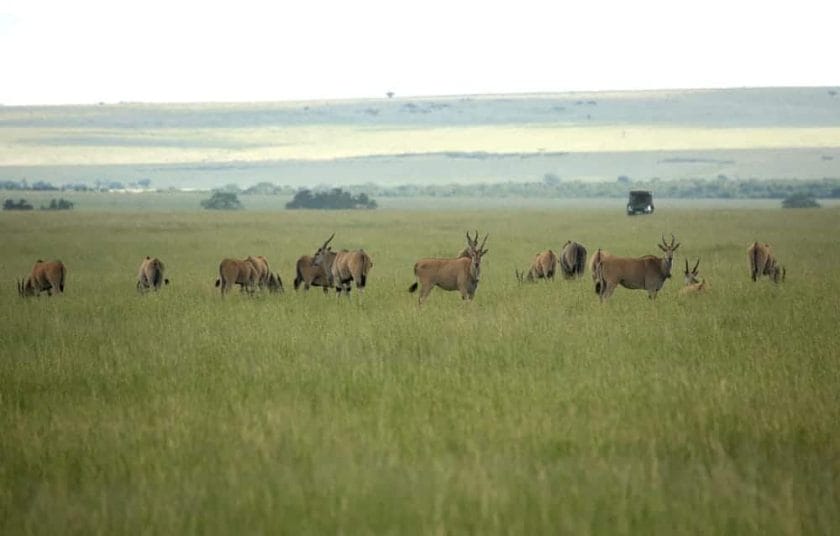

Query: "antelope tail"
left=293, top=265, right=303, bottom=290
left=408, top=282, right=418, bottom=293
left=751, top=242, right=759, bottom=281
left=59, top=265, right=66, bottom=293
left=215, top=278, right=221, bottom=288
left=593, top=249, right=605, bottom=295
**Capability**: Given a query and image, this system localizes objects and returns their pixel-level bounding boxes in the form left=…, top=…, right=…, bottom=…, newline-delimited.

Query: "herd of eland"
left=15, top=232, right=786, bottom=302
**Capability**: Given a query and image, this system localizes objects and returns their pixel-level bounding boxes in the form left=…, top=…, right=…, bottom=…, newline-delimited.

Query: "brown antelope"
left=312, top=233, right=373, bottom=296
left=245, top=255, right=283, bottom=293
left=747, top=242, right=785, bottom=283
left=18, top=260, right=65, bottom=297
left=294, top=239, right=336, bottom=293
left=679, top=258, right=707, bottom=295
left=588, top=249, right=611, bottom=283
left=559, top=241, right=587, bottom=279
left=215, top=258, right=258, bottom=295
left=267, top=272, right=284, bottom=293
left=137, top=256, right=169, bottom=292
left=409, top=233, right=488, bottom=304
left=516, top=250, right=558, bottom=283
left=593, top=235, right=680, bottom=301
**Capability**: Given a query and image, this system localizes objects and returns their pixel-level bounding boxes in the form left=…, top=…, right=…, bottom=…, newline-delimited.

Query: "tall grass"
left=1, top=208, right=838, bottom=534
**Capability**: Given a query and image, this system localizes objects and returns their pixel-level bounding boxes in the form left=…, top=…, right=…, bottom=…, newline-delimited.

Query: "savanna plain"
left=1, top=206, right=839, bottom=534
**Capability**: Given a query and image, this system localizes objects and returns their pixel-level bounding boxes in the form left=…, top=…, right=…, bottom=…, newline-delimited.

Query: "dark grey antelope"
left=137, top=256, right=169, bottom=292
left=18, top=260, right=65, bottom=297
left=409, top=232, right=488, bottom=304
left=593, top=235, right=680, bottom=301
left=747, top=242, right=785, bottom=283
left=559, top=240, right=587, bottom=279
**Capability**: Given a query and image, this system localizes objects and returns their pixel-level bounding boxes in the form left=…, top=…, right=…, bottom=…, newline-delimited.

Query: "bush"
left=201, top=192, right=243, bottom=210
left=41, top=198, right=74, bottom=210
left=286, top=188, right=377, bottom=210
left=3, top=198, right=34, bottom=211
left=782, top=193, right=821, bottom=209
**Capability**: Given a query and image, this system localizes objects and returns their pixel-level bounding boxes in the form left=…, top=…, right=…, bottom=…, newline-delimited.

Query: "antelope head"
left=313, top=233, right=335, bottom=267
left=684, top=258, right=701, bottom=285
left=468, top=234, right=489, bottom=279
left=657, top=234, right=680, bottom=278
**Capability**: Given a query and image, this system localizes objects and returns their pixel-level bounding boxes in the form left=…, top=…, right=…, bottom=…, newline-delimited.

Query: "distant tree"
left=201, top=191, right=243, bottom=210
left=543, top=173, right=561, bottom=186
left=3, top=198, right=34, bottom=210
left=137, top=178, right=152, bottom=188
left=617, top=175, right=630, bottom=184
left=782, top=193, right=820, bottom=209
left=41, top=198, right=74, bottom=210
left=386, top=91, right=395, bottom=99
left=243, top=182, right=284, bottom=195
left=286, top=188, right=377, bottom=210
left=31, top=181, right=58, bottom=191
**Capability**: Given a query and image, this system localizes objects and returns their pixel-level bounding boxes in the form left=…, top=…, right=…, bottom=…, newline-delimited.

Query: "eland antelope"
left=593, top=235, right=680, bottom=301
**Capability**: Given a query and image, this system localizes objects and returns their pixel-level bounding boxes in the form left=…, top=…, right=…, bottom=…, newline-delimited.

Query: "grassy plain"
left=1, top=207, right=839, bottom=534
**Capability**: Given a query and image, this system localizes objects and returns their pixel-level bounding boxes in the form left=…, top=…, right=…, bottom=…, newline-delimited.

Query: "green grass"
left=1, top=208, right=839, bottom=534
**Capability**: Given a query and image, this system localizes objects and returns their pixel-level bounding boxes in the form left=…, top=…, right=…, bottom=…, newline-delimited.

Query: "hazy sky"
left=1, top=0, right=836, bottom=105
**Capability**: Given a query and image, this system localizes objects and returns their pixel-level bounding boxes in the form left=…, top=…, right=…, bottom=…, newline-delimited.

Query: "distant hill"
left=1, top=87, right=838, bottom=189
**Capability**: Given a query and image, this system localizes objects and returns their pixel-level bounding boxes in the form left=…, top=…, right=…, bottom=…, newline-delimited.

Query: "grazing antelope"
left=747, top=242, right=785, bottom=283
left=267, top=272, right=284, bottom=293
left=516, top=250, right=558, bottom=283
left=137, top=256, right=169, bottom=292
left=245, top=255, right=283, bottom=293
left=409, top=232, right=488, bottom=304
left=679, top=258, right=707, bottom=295
left=18, top=260, right=65, bottom=297
left=593, top=235, right=680, bottom=301
left=312, top=233, right=373, bottom=296
left=215, top=258, right=258, bottom=295
left=559, top=241, right=587, bottom=279
left=246, top=256, right=271, bottom=289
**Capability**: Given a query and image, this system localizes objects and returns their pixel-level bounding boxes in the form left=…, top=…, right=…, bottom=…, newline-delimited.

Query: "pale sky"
left=0, top=0, right=837, bottom=105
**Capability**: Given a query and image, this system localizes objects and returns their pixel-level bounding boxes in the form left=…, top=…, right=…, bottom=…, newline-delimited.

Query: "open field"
left=2, top=207, right=839, bottom=533
left=2, top=87, right=839, bottom=188
left=9, top=190, right=840, bottom=212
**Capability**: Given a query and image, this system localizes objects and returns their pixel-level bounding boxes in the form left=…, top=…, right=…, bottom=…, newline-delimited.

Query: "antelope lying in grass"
left=313, top=233, right=373, bottom=296
left=559, top=241, right=587, bottom=279
left=593, top=235, right=679, bottom=301
left=18, top=260, right=65, bottom=297
left=747, top=242, right=785, bottom=283
left=515, top=249, right=557, bottom=283
left=410, top=232, right=488, bottom=304
left=679, top=258, right=707, bottom=295
left=137, top=256, right=169, bottom=292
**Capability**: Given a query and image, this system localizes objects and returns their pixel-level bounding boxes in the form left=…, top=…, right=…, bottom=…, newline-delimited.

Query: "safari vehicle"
left=627, top=190, right=654, bottom=215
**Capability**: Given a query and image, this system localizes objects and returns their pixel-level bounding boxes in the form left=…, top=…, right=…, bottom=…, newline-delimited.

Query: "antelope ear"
left=658, top=244, right=667, bottom=252
left=673, top=243, right=680, bottom=251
